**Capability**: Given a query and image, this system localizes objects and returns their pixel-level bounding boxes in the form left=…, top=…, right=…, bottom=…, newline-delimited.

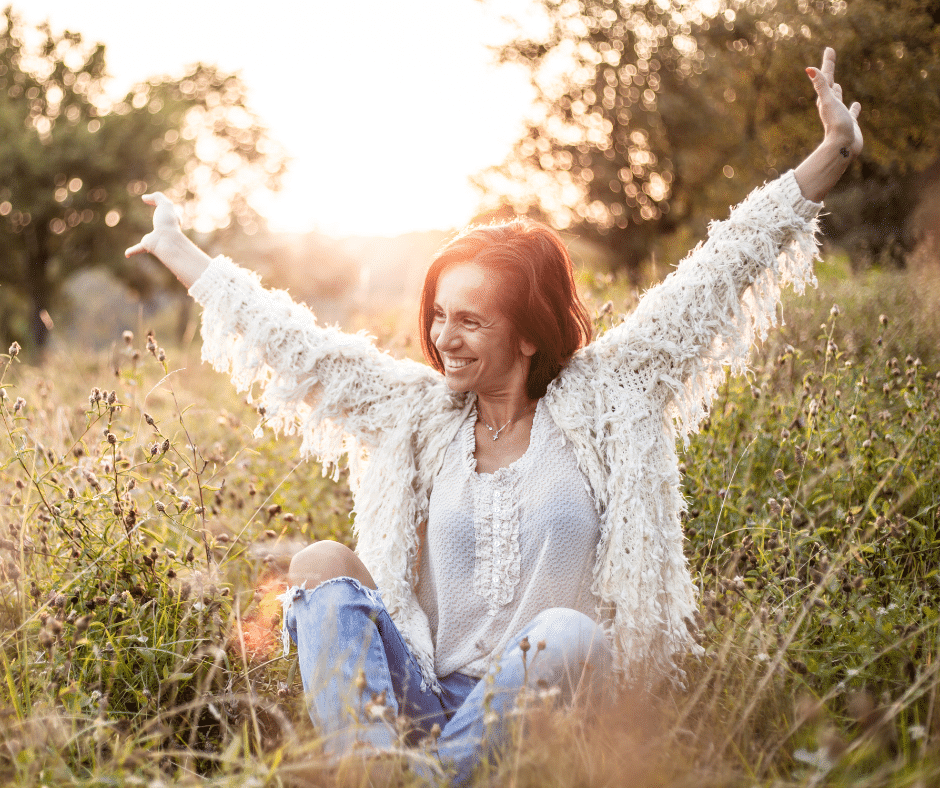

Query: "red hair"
left=419, top=218, right=593, bottom=399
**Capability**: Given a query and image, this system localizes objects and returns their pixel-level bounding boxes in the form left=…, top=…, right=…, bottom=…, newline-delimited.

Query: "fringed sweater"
left=189, top=170, right=822, bottom=692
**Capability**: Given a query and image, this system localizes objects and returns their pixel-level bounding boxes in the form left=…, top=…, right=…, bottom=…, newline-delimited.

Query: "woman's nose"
left=435, top=320, right=458, bottom=351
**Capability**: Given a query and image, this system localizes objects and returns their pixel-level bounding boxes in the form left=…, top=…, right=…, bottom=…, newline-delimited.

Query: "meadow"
left=1, top=255, right=939, bottom=787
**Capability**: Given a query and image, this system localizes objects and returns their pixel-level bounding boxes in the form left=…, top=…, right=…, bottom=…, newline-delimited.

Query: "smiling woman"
left=125, top=46, right=863, bottom=786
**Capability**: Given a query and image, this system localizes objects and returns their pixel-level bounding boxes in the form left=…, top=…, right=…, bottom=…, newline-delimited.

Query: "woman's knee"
left=287, top=540, right=377, bottom=589
left=524, top=608, right=612, bottom=683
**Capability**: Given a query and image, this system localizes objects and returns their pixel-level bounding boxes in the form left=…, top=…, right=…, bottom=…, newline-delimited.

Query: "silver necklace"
left=477, top=401, right=536, bottom=441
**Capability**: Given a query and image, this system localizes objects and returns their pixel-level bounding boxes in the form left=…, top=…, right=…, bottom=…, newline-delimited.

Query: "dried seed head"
left=107, top=390, right=116, bottom=405
left=767, top=498, right=781, bottom=516
left=122, top=330, right=134, bottom=345
left=75, top=614, right=91, bottom=634
left=773, top=469, right=785, bottom=484
left=185, top=547, right=195, bottom=563
left=146, top=331, right=157, bottom=354
left=38, top=629, right=55, bottom=650
left=154, top=501, right=166, bottom=514
left=8, top=341, right=20, bottom=357
left=144, top=413, right=155, bottom=427
left=520, top=636, right=530, bottom=653
left=161, top=438, right=169, bottom=453
left=355, top=670, right=367, bottom=692
left=67, top=486, right=76, bottom=500
left=13, top=397, right=26, bottom=413
left=157, top=348, right=166, bottom=362
left=106, top=432, right=116, bottom=445
left=879, top=314, right=888, bottom=327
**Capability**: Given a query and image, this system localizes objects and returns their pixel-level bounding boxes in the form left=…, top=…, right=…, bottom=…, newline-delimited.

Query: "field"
left=1, top=256, right=939, bottom=787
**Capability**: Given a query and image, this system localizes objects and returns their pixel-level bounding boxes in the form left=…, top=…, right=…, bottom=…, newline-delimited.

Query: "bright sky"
left=22, top=0, right=536, bottom=237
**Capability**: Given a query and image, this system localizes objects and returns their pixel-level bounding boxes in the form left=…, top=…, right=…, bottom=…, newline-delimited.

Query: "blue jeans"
left=281, top=576, right=612, bottom=785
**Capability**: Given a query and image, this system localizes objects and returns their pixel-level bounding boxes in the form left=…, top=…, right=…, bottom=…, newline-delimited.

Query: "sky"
left=22, top=0, right=537, bottom=237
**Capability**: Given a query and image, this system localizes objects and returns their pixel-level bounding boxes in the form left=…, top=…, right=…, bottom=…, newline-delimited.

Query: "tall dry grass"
left=0, top=258, right=939, bottom=786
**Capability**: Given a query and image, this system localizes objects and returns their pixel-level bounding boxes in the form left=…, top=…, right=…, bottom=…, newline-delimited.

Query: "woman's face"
left=430, top=262, right=536, bottom=397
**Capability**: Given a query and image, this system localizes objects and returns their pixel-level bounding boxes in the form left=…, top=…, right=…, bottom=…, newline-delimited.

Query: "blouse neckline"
left=461, top=397, right=545, bottom=479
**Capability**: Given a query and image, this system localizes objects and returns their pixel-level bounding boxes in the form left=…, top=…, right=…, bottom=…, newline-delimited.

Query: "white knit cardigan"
left=189, top=171, right=821, bottom=692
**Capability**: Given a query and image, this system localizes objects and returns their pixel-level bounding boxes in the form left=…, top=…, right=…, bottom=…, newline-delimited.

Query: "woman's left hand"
left=806, top=47, right=863, bottom=160
left=794, top=47, right=863, bottom=202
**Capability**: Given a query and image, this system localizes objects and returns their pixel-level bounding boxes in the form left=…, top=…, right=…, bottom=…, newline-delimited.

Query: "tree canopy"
left=475, top=0, right=940, bottom=276
left=0, top=7, right=288, bottom=350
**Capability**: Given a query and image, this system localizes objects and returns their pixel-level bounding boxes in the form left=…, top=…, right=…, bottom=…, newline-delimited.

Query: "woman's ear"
left=519, top=337, right=537, bottom=358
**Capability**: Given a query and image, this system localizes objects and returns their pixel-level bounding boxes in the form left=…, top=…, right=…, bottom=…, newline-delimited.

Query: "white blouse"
left=416, top=399, right=602, bottom=678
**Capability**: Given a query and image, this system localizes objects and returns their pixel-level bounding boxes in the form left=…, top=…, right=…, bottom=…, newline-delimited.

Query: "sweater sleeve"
left=587, top=170, right=822, bottom=441
left=188, top=255, right=443, bottom=483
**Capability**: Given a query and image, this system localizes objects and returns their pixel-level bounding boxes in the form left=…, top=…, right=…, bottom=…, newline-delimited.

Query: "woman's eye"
left=462, top=319, right=479, bottom=329
left=432, top=310, right=445, bottom=321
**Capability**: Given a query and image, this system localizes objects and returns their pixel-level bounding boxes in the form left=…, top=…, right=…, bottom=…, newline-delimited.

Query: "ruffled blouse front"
left=416, top=399, right=602, bottom=678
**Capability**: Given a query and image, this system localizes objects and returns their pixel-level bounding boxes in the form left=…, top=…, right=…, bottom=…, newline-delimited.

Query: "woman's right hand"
left=125, top=193, right=211, bottom=288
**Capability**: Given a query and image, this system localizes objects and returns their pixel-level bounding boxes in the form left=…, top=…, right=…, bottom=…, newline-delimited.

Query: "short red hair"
left=419, top=218, right=592, bottom=399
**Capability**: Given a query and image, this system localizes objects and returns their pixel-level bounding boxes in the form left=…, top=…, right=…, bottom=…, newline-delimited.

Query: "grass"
left=1, top=257, right=939, bottom=786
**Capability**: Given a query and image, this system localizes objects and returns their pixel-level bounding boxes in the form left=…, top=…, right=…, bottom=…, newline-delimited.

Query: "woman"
left=127, top=49, right=862, bottom=783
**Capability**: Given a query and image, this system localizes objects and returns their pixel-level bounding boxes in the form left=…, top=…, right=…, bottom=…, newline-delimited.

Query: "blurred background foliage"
left=1, top=1, right=938, bottom=357
left=0, top=6, right=287, bottom=352
left=475, top=0, right=940, bottom=278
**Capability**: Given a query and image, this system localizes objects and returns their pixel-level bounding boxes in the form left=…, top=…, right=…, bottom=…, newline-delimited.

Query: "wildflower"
left=8, top=341, right=19, bottom=357
left=829, top=304, right=840, bottom=318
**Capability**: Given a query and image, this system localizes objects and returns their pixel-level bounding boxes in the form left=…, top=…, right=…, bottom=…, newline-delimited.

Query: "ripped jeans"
left=281, top=577, right=612, bottom=785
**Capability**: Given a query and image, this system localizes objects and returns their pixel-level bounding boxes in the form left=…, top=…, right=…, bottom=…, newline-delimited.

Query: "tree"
left=476, top=0, right=940, bottom=276
left=0, top=7, right=288, bottom=350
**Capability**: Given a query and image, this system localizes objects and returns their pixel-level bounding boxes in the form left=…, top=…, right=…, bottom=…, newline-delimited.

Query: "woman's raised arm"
left=583, top=47, right=862, bottom=439
left=124, top=194, right=454, bottom=482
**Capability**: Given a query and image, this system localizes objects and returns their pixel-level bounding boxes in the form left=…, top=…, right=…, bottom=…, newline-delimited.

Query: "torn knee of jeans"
left=276, top=581, right=308, bottom=656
